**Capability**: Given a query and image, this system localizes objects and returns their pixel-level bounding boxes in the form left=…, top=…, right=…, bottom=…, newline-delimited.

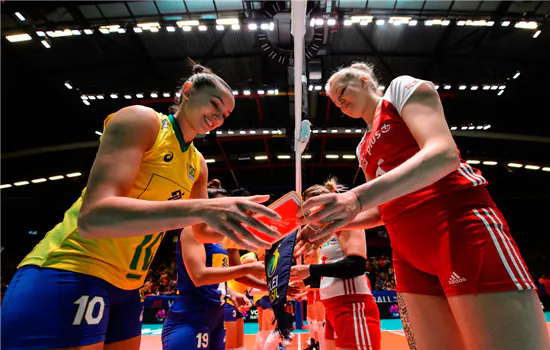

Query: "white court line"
left=387, top=330, right=406, bottom=337
left=298, top=333, right=301, bottom=349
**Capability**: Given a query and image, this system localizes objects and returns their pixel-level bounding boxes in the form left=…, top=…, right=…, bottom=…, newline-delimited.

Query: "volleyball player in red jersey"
left=299, top=63, right=549, bottom=350
left=293, top=179, right=380, bottom=350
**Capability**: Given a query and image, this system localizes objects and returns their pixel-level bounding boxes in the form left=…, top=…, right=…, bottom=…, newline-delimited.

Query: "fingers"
left=311, top=220, right=345, bottom=242
left=289, top=275, right=302, bottom=282
left=304, top=206, right=339, bottom=225
left=243, top=202, right=281, bottom=222
left=296, top=216, right=309, bottom=226
left=239, top=215, right=280, bottom=239
left=221, top=229, right=257, bottom=251
left=246, top=194, right=271, bottom=204
left=227, top=220, right=272, bottom=249
left=293, top=240, right=308, bottom=258
left=300, top=195, right=331, bottom=215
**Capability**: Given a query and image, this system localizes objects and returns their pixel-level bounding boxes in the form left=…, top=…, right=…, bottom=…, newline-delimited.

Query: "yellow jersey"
left=19, top=111, right=202, bottom=290
left=227, top=252, right=258, bottom=296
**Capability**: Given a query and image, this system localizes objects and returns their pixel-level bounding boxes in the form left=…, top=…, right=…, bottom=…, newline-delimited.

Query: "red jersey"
left=356, top=76, right=488, bottom=223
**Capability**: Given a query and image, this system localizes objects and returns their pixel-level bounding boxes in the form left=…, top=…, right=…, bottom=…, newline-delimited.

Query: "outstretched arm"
left=181, top=228, right=265, bottom=287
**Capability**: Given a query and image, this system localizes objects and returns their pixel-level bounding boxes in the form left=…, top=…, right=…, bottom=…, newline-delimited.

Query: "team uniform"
left=1, top=112, right=202, bottom=349
left=162, top=238, right=229, bottom=350
left=225, top=279, right=246, bottom=322
left=320, top=235, right=381, bottom=350
left=356, top=76, right=536, bottom=296
left=224, top=252, right=256, bottom=322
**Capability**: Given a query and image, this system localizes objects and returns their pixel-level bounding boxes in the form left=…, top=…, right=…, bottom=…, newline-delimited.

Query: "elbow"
left=439, top=147, right=460, bottom=174
left=77, top=213, right=94, bottom=239
left=77, top=212, right=110, bottom=239
left=347, top=256, right=367, bottom=278
left=190, top=272, right=208, bottom=287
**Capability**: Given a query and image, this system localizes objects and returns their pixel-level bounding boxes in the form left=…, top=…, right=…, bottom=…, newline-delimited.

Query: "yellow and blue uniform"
left=162, top=235, right=229, bottom=350
left=224, top=252, right=256, bottom=322
left=1, top=111, right=202, bottom=349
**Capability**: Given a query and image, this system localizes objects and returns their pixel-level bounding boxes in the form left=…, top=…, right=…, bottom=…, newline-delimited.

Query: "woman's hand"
left=199, top=195, right=281, bottom=250
left=290, top=265, right=311, bottom=282
left=298, top=191, right=362, bottom=242
left=230, top=292, right=252, bottom=313
left=246, top=261, right=266, bottom=280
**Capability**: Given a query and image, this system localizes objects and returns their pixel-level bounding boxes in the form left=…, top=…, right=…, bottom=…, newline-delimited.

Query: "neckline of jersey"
left=168, top=114, right=191, bottom=153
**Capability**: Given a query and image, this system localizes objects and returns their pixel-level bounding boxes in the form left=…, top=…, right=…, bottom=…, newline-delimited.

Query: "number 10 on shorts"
left=73, top=295, right=105, bottom=326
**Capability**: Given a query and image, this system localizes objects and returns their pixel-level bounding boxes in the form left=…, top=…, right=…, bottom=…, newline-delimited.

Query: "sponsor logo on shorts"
left=448, top=272, right=467, bottom=284
left=405, top=80, right=419, bottom=89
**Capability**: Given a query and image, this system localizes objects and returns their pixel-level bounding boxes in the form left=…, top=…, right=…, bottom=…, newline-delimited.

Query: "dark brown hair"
left=168, top=60, right=232, bottom=114
left=207, top=179, right=229, bottom=198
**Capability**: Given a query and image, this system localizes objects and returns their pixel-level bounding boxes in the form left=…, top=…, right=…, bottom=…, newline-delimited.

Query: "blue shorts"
left=1, top=265, right=143, bottom=349
left=223, top=303, right=243, bottom=322
left=255, top=295, right=272, bottom=309
left=162, top=306, right=225, bottom=350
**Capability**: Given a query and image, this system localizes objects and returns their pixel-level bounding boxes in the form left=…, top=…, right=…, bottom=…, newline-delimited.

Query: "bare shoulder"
left=109, top=105, right=159, bottom=128
left=103, top=105, right=159, bottom=150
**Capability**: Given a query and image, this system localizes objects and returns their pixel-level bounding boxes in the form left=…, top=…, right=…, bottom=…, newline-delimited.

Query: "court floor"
left=140, top=313, right=550, bottom=349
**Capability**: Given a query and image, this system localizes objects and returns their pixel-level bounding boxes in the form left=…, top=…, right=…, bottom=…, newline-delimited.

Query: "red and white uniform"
left=357, top=75, right=535, bottom=296
left=320, top=234, right=381, bottom=350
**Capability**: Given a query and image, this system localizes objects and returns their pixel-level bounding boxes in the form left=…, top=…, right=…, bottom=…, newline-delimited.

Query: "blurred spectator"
left=366, top=255, right=397, bottom=292
left=537, top=274, right=550, bottom=296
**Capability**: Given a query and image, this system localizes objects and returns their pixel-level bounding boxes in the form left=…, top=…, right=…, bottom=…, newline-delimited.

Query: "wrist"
left=349, top=190, right=363, bottom=212
left=184, top=199, right=208, bottom=221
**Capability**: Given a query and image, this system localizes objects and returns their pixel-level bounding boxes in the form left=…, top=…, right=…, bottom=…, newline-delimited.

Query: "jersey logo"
left=366, top=123, right=391, bottom=156
left=405, top=80, right=419, bottom=89
left=168, top=190, right=182, bottom=200
left=188, top=165, right=195, bottom=181
left=161, top=118, right=169, bottom=130
left=267, top=245, right=280, bottom=278
left=164, top=151, right=173, bottom=162
left=376, top=159, right=387, bottom=178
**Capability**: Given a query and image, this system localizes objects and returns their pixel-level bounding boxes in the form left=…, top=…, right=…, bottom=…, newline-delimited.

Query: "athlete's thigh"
left=162, top=318, right=211, bottom=350
left=104, top=289, right=143, bottom=345
left=260, top=308, right=276, bottom=331
left=224, top=321, right=238, bottom=349
left=398, top=292, right=465, bottom=350
left=448, top=289, right=550, bottom=350
left=103, top=336, right=141, bottom=350
left=235, top=318, right=244, bottom=347
left=209, top=317, right=227, bottom=350
left=1, top=266, right=110, bottom=350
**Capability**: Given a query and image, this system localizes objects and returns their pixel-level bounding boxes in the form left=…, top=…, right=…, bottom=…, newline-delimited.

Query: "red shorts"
left=386, top=187, right=535, bottom=297
left=323, top=294, right=381, bottom=350
left=307, top=290, right=321, bottom=303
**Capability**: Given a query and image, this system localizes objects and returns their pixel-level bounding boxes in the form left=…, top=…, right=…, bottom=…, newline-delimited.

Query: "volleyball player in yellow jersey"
left=1, top=64, right=281, bottom=350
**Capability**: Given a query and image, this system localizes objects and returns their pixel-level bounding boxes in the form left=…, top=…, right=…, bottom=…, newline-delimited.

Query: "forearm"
left=309, top=255, right=367, bottom=279
left=235, top=276, right=267, bottom=290
left=248, top=288, right=265, bottom=296
left=353, top=146, right=459, bottom=209
left=193, top=264, right=253, bottom=287
left=342, top=207, right=383, bottom=230
left=78, top=197, right=206, bottom=239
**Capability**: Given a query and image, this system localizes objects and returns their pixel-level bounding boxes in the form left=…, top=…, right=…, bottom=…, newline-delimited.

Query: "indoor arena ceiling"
left=2, top=0, right=550, bottom=196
